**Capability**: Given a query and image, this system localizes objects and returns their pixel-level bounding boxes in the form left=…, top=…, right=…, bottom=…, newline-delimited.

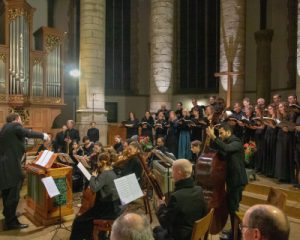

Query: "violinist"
left=113, top=135, right=124, bottom=154
left=70, top=152, right=121, bottom=240
left=113, top=141, right=143, bottom=182
left=89, top=142, right=104, bottom=171
left=82, top=136, right=94, bottom=156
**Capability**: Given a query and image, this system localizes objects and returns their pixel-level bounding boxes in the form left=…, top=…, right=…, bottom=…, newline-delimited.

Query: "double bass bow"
left=195, top=121, right=228, bottom=234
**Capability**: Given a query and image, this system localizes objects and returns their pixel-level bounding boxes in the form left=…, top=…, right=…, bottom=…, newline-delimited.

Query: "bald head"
left=242, top=204, right=290, bottom=240
left=172, top=159, right=193, bottom=181
left=110, top=212, right=154, bottom=240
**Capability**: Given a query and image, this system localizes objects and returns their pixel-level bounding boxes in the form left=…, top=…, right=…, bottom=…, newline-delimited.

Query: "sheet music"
left=77, top=162, right=92, bottom=180
left=35, top=150, right=48, bottom=165
left=39, top=151, right=54, bottom=167
left=41, top=176, right=60, bottom=198
left=114, top=173, right=143, bottom=205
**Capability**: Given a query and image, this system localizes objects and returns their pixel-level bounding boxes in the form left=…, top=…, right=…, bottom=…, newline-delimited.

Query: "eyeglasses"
left=239, top=223, right=253, bottom=231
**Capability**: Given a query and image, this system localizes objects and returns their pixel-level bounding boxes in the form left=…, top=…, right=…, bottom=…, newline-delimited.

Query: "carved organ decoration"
left=0, top=0, right=64, bottom=130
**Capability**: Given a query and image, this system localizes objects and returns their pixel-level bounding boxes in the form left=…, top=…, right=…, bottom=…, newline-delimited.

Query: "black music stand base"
left=51, top=205, right=71, bottom=240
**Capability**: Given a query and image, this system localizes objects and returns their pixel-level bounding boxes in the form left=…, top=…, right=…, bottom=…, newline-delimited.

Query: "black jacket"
left=0, top=122, right=44, bottom=190
left=214, top=135, right=248, bottom=189
left=156, top=177, right=207, bottom=240
left=87, top=127, right=99, bottom=143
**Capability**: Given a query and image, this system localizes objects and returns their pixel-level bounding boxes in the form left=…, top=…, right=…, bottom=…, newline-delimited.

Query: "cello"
left=195, top=123, right=228, bottom=234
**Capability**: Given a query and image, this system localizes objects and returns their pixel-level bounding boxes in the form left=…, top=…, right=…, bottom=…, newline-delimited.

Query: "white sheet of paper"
left=114, top=173, right=143, bottom=205
left=41, top=176, right=60, bottom=198
left=40, top=151, right=54, bottom=167
left=35, top=150, right=49, bottom=166
left=77, top=162, right=92, bottom=181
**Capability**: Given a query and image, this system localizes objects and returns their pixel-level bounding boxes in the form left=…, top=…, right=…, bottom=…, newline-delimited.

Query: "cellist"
left=70, top=152, right=121, bottom=240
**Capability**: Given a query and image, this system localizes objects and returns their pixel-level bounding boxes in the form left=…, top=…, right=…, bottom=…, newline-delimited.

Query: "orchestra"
left=4, top=94, right=299, bottom=238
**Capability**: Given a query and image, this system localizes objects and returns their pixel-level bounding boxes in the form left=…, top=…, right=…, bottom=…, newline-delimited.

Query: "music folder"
left=57, top=153, right=75, bottom=164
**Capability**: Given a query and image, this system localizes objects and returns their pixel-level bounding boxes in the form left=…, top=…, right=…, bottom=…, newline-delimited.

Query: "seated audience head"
left=110, top=212, right=154, bottom=240
left=242, top=204, right=290, bottom=240
left=172, top=159, right=193, bottom=182
left=191, top=140, right=202, bottom=155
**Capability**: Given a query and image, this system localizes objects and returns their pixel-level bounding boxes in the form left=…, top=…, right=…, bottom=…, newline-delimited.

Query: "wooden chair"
left=266, top=187, right=287, bottom=210
left=93, top=219, right=114, bottom=240
left=234, top=187, right=287, bottom=240
left=191, top=209, right=214, bottom=240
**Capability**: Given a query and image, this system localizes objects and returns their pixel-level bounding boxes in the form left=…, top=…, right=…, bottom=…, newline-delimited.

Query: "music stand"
left=51, top=194, right=71, bottom=240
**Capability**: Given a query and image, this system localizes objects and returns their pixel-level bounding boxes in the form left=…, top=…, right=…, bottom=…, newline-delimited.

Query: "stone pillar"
left=255, top=29, right=273, bottom=102
left=297, top=1, right=300, bottom=96
left=219, top=0, right=246, bottom=106
left=149, top=0, right=174, bottom=113
left=77, top=0, right=107, bottom=145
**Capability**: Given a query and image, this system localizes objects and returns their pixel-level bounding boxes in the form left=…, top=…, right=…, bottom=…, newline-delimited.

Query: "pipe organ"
left=0, top=0, right=64, bottom=131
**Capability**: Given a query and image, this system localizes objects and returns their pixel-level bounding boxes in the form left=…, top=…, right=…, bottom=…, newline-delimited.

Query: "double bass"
left=195, top=123, right=228, bottom=234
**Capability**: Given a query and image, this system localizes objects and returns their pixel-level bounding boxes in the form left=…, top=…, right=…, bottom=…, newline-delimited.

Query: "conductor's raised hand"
left=43, top=133, right=50, bottom=142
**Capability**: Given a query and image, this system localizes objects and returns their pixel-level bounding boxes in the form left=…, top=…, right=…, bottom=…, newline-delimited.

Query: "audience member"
left=154, top=159, right=207, bottom=240
left=111, top=212, right=154, bottom=240
left=242, top=204, right=290, bottom=240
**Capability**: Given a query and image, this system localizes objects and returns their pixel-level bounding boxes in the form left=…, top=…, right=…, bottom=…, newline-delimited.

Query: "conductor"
left=0, top=113, right=50, bottom=230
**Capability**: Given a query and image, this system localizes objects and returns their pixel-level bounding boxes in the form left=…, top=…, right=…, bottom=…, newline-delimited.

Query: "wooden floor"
left=0, top=174, right=299, bottom=240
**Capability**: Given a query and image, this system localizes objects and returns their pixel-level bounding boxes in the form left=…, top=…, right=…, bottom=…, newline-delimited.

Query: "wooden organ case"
left=0, top=0, right=64, bottom=131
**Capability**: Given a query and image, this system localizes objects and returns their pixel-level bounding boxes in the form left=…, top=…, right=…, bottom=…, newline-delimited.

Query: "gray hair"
left=247, top=205, right=290, bottom=240
left=110, top=212, right=154, bottom=240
